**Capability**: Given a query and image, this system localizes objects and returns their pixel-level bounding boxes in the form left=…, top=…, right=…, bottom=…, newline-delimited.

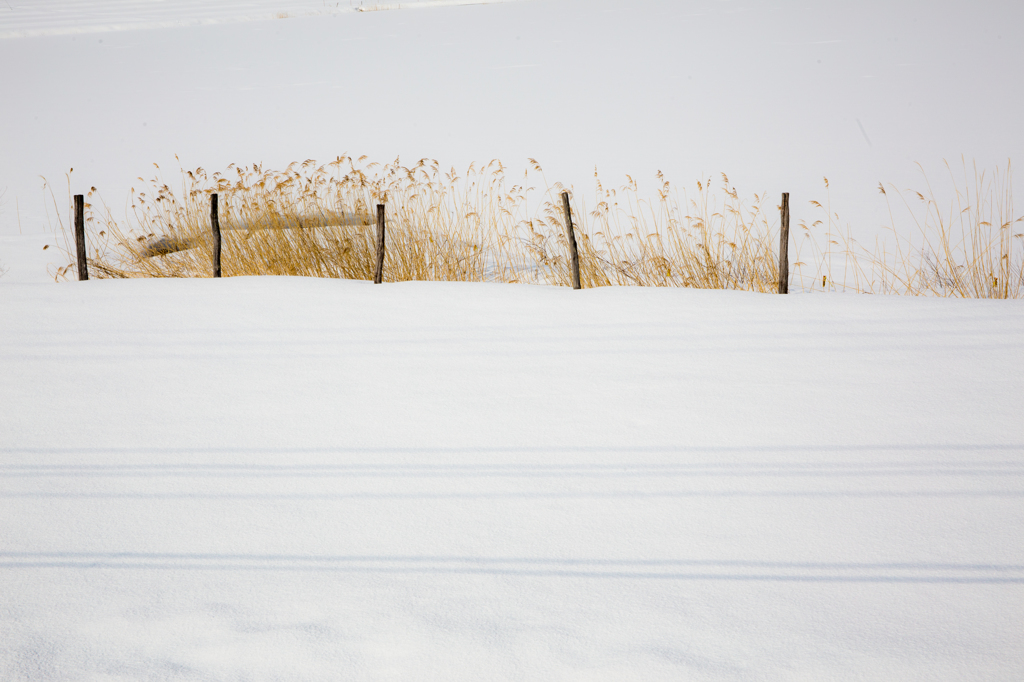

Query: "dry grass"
left=59, top=156, right=1023, bottom=297
left=71, top=156, right=786, bottom=290
left=790, top=161, right=1023, bottom=298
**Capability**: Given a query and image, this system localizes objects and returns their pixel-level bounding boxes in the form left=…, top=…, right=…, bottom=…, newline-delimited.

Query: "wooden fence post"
left=211, top=193, right=221, bottom=278
left=561, top=191, right=581, bottom=290
left=373, top=203, right=386, bottom=284
left=778, top=192, right=790, bottom=294
left=74, top=194, right=88, bottom=281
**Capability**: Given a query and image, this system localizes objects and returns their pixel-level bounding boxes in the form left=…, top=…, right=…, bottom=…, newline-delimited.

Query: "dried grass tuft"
left=60, top=156, right=1022, bottom=297
left=792, top=159, right=1022, bottom=298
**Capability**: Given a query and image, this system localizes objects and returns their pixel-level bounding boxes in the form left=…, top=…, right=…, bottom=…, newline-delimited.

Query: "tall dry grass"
left=874, top=160, right=1022, bottom=298
left=60, top=156, right=1023, bottom=297
left=73, top=156, right=787, bottom=291
left=790, top=161, right=1023, bottom=298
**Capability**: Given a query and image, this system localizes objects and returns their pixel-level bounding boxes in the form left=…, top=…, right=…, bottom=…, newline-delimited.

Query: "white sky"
left=1, top=0, right=1022, bottom=238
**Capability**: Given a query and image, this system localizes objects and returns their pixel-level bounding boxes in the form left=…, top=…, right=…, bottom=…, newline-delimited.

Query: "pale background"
left=2, top=0, right=1022, bottom=241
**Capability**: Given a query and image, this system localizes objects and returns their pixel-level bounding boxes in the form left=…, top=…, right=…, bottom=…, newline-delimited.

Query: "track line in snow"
left=2, top=552, right=1022, bottom=583
left=3, top=461, right=1024, bottom=478
left=3, top=457, right=1022, bottom=498
left=3, top=460, right=1022, bottom=498
left=4, top=491, right=1023, bottom=500
left=5, top=444, right=1022, bottom=456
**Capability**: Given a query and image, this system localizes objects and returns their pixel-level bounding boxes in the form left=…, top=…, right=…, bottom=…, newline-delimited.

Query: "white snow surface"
left=0, top=0, right=514, bottom=38
left=2, top=246, right=1024, bottom=679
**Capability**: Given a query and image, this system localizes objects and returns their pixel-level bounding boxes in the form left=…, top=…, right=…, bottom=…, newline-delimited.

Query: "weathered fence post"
left=373, top=203, right=386, bottom=284
left=778, top=192, right=790, bottom=294
left=561, top=191, right=581, bottom=290
left=73, top=194, right=88, bottom=281
left=211, top=193, right=221, bottom=278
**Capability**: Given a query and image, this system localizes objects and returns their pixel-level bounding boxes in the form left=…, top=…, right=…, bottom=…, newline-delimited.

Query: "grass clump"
left=790, top=160, right=1023, bottom=298
left=61, top=155, right=1023, bottom=297
left=75, top=156, right=787, bottom=291
left=874, top=160, right=1022, bottom=298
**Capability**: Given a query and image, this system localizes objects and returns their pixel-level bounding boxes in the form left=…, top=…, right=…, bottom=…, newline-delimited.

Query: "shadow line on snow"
left=3, top=552, right=1020, bottom=571
left=1, top=462, right=1023, bottom=479
left=0, top=553, right=1020, bottom=583
left=2, top=490, right=1022, bottom=500
left=3, top=444, right=1021, bottom=458
left=2, top=489, right=1024, bottom=499
left=1, top=444, right=1021, bottom=482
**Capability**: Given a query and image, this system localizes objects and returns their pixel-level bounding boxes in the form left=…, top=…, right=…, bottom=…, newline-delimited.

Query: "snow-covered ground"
left=2, top=1, right=1024, bottom=680
left=3, top=249, right=1024, bottom=679
left=0, top=0, right=512, bottom=38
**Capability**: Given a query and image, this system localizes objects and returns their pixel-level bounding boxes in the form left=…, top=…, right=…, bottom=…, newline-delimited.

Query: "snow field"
left=0, top=0, right=512, bottom=39
left=2, top=273, right=1023, bottom=680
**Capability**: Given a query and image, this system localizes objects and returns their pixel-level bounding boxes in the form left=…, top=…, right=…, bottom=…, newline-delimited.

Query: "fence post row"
left=73, top=194, right=89, bottom=281
left=778, top=192, right=790, bottom=294
left=561, top=191, right=581, bottom=290
left=90, top=186, right=791, bottom=290
left=373, top=203, right=386, bottom=284
left=211, top=193, right=222, bottom=278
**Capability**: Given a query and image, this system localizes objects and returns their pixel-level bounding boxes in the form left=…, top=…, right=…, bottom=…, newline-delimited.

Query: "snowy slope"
left=2, top=262, right=1023, bottom=680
